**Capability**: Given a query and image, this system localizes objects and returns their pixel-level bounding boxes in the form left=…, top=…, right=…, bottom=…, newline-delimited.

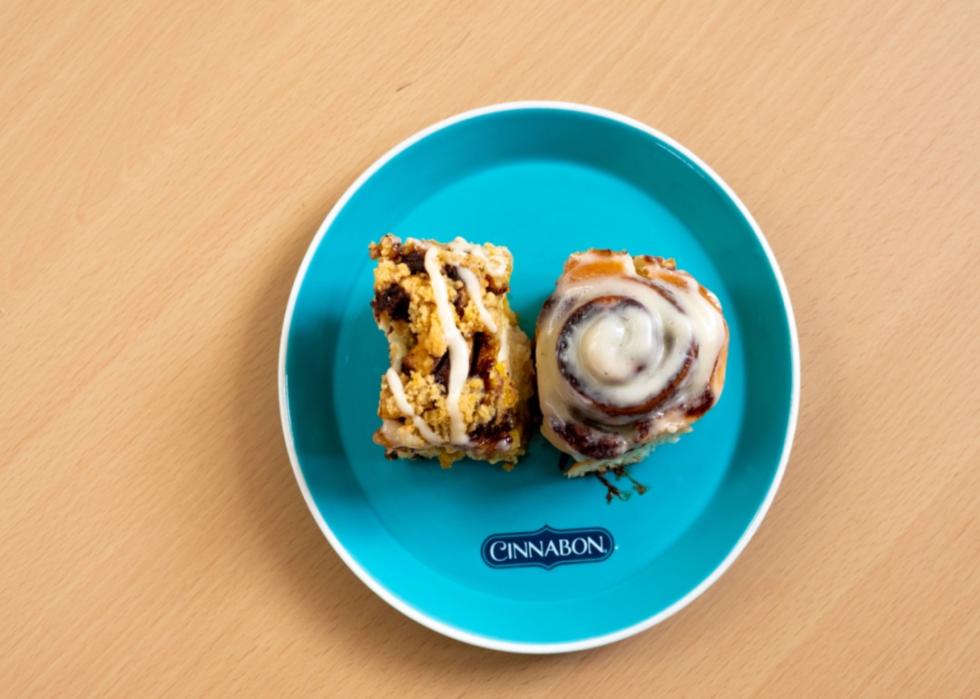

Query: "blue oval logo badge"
left=481, top=525, right=614, bottom=570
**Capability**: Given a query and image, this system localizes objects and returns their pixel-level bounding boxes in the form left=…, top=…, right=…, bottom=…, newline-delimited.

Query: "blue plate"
left=279, top=102, right=799, bottom=653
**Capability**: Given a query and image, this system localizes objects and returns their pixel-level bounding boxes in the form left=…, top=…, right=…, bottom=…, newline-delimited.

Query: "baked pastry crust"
left=370, top=234, right=534, bottom=467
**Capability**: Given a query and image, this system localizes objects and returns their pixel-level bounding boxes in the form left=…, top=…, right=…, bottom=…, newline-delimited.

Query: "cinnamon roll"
left=536, top=250, right=729, bottom=477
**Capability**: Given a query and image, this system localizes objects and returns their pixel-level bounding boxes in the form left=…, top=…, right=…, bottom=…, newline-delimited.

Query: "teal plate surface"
left=279, top=102, right=799, bottom=653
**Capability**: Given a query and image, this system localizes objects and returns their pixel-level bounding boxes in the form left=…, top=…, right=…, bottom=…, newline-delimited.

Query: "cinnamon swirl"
left=536, top=250, right=729, bottom=477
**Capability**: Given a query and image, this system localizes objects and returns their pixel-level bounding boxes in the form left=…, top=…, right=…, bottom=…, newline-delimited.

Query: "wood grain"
left=2, top=1, right=978, bottom=695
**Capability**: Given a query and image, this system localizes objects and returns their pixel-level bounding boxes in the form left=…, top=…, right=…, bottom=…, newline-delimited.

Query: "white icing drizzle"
left=425, top=246, right=470, bottom=445
left=388, top=329, right=408, bottom=370
left=449, top=236, right=509, bottom=278
left=380, top=418, right=425, bottom=448
left=456, top=259, right=508, bottom=368
left=496, top=313, right=509, bottom=363
left=536, top=251, right=728, bottom=459
left=456, top=265, right=498, bottom=333
left=385, top=369, right=442, bottom=444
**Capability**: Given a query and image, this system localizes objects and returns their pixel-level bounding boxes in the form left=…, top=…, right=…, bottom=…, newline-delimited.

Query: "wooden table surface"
left=3, top=1, right=978, bottom=695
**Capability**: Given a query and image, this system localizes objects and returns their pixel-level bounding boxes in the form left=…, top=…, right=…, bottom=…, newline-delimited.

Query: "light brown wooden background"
left=2, top=1, right=978, bottom=696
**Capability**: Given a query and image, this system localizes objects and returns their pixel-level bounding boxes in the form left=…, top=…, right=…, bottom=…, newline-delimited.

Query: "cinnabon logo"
left=481, top=525, right=614, bottom=570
